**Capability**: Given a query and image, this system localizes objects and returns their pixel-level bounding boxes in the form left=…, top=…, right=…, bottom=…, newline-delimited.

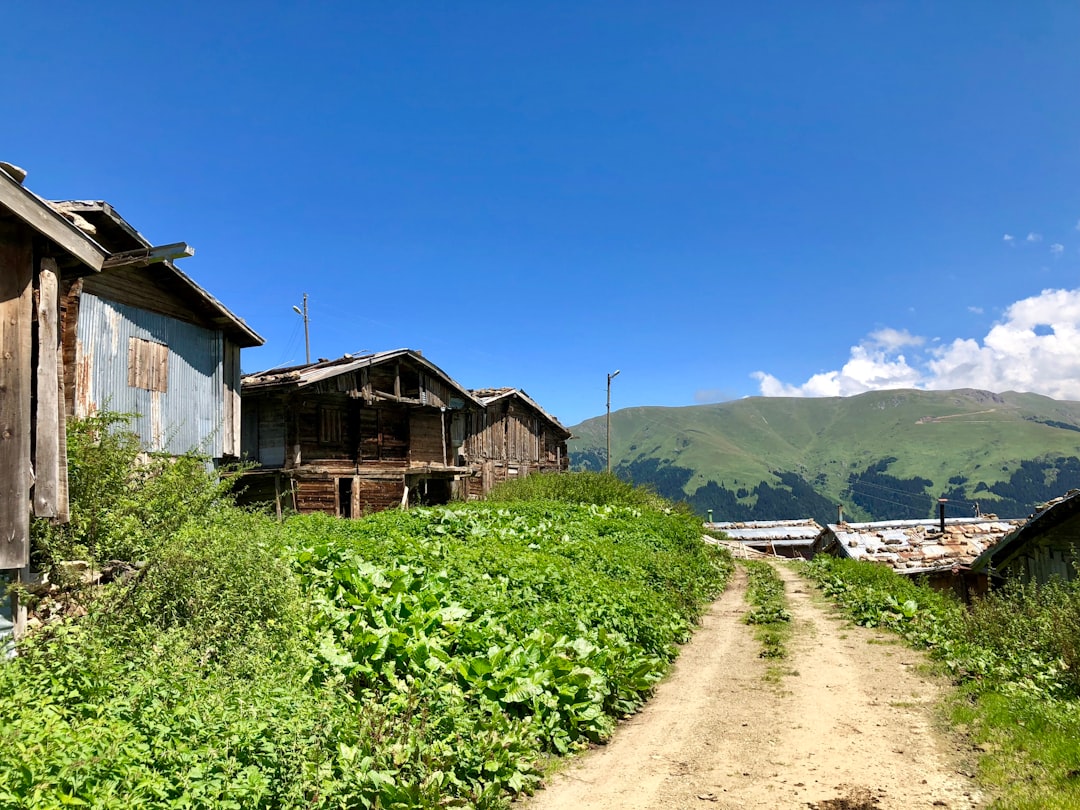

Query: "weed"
left=742, top=561, right=792, bottom=664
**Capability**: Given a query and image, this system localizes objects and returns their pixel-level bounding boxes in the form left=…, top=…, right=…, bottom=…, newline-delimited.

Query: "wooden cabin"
left=1, top=164, right=261, bottom=639
left=970, top=490, right=1080, bottom=586
left=240, top=350, right=483, bottom=515
left=52, top=201, right=263, bottom=461
left=463, top=387, right=571, bottom=499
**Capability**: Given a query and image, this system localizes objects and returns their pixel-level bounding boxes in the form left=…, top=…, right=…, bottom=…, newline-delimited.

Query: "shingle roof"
left=243, top=348, right=483, bottom=407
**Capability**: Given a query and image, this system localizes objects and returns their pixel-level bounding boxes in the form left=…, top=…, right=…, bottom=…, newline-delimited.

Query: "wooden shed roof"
left=50, top=201, right=263, bottom=348
left=469, top=387, right=571, bottom=439
left=970, top=490, right=1080, bottom=575
left=243, top=348, right=484, bottom=407
left=0, top=164, right=109, bottom=272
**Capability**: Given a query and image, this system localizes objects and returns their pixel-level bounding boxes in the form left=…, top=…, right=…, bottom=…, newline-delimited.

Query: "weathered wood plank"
left=0, top=170, right=106, bottom=272
left=100, top=242, right=193, bottom=270
left=33, top=261, right=60, bottom=518
left=0, top=222, right=33, bottom=568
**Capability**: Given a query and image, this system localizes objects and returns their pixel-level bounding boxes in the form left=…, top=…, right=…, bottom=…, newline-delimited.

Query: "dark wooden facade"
left=463, top=388, right=571, bottom=499
left=240, top=350, right=481, bottom=516
left=970, top=491, right=1080, bottom=586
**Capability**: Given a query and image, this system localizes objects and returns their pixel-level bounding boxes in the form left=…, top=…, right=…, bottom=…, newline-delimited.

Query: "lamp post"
left=606, top=369, right=620, bottom=474
left=291, top=293, right=310, bottom=364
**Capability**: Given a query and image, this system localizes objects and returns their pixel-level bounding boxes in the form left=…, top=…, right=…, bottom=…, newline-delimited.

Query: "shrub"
left=31, top=411, right=243, bottom=569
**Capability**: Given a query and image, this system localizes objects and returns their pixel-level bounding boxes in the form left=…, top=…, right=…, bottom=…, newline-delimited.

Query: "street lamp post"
left=606, top=369, right=620, bottom=474
left=291, top=293, right=311, bottom=364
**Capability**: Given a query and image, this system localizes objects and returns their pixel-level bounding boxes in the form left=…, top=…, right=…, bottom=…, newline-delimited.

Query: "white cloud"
left=1028, top=232, right=1043, bottom=242
left=967, top=306, right=984, bottom=315
left=1051, top=243, right=1065, bottom=256
left=1003, top=233, right=1015, bottom=244
left=754, top=288, right=1080, bottom=400
left=1075, top=219, right=1080, bottom=232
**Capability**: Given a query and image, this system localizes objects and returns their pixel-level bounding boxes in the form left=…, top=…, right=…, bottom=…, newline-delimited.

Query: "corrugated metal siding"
left=75, top=293, right=224, bottom=457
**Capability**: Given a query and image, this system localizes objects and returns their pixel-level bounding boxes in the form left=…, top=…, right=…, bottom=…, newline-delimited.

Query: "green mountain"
left=568, top=389, right=1080, bottom=524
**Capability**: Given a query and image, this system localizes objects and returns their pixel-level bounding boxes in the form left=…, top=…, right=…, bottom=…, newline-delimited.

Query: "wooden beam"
left=0, top=171, right=106, bottom=272
left=100, top=242, right=194, bottom=270
left=0, top=222, right=33, bottom=569
left=33, top=260, right=61, bottom=518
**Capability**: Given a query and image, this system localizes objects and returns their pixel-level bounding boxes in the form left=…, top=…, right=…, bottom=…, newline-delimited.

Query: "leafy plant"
left=31, top=411, right=243, bottom=569
left=742, top=561, right=791, bottom=661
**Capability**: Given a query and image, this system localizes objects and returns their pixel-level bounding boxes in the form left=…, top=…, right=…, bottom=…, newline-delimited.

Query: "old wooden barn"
left=463, top=387, right=571, bottom=498
left=240, top=350, right=483, bottom=515
left=1, top=164, right=262, bottom=640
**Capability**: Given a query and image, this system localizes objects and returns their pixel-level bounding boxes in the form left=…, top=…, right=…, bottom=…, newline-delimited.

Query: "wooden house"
left=240, top=350, right=483, bottom=515
left=462, top=387, right=571, bottom=499
left=1, top=164, right=261, bottom=639
left=970, top=490, right=1080, bottom=586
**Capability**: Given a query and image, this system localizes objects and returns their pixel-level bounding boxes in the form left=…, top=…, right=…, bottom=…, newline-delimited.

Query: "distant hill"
left=568, top=389, right=1080, bottom=524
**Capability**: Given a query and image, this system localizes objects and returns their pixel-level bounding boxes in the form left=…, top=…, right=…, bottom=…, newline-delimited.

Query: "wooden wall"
left=410, top=410, right=448, bottom=465
left=462, top=396, right=568, bottom=499
left=1002, top=518, right=1080, bottom=584
left=0, top=221, right=33, bottom=569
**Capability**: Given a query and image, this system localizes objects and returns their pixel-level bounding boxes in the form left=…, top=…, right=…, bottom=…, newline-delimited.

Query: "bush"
left=32, top=411, right=243, bottom=569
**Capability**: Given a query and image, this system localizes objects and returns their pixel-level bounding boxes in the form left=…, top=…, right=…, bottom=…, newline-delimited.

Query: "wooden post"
left=33, top=260, right=61, bottom=518
left=0, top=222, right=33, bottom=570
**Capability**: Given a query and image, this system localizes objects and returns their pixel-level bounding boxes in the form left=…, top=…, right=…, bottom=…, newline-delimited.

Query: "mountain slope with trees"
left=569, top=389, right=1080, bottom=523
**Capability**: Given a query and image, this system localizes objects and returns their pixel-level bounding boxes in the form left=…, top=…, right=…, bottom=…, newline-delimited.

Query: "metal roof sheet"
left=707, top=519, right=823, bottom=542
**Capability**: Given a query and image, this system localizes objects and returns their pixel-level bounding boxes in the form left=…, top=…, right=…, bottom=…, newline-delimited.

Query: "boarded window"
left=319, top=406, right=343, bottom=445
left=127, top=338, right=169, bottom=392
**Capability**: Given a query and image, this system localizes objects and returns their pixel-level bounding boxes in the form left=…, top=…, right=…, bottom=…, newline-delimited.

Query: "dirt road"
left=524, top=562, right=985, bottom=810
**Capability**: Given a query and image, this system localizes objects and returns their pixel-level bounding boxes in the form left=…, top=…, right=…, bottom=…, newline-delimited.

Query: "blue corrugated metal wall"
left=75, top=294, right=224, bottom=457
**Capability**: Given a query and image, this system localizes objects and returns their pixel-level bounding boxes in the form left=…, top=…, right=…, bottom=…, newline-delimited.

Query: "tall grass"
left=486, top=471, right=670, bottom=509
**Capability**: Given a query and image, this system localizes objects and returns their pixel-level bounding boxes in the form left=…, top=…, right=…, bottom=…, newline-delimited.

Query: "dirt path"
left=524, top=562, right=985, bottom=810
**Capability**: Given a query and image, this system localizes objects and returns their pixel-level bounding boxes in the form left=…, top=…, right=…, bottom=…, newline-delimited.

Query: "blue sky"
left=6, top=3, right=1080, bottom=426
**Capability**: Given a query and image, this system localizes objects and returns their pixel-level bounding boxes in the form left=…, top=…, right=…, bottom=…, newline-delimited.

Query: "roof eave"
left=0, top=171, right=108, bottom=271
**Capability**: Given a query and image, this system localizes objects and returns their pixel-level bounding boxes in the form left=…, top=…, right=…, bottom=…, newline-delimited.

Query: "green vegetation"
left=741, top=561, right=791, bottom=666
left=1, top=430, right=731, bottom=809
left=31, top=411, right=241, bottom=570
left=806, top=555, right=1080, bottom=808
left=569, top=388, right=1080, bottom=521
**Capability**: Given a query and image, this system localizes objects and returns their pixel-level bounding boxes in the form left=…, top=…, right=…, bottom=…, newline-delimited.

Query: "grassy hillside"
left=569, top=389, right=1080, bottom=522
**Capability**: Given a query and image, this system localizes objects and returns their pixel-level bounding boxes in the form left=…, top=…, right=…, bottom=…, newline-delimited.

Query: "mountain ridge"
left=568, top=388, right=1080, bottom=523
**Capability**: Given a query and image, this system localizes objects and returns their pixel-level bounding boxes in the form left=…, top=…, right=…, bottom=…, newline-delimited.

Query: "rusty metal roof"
left=821, top=517, right=1023, bottom=575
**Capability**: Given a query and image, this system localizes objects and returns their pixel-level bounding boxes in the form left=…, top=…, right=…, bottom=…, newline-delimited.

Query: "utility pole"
left=292, top=293, right=311, bottom=364
left=606, top=369, right=620, bottom=473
